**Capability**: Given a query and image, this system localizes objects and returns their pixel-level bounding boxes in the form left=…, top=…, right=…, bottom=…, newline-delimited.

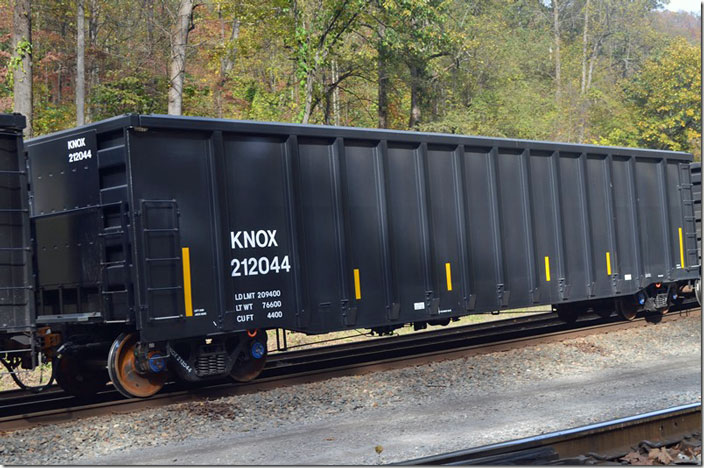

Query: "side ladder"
left=138, top=199, right=185, bottom=322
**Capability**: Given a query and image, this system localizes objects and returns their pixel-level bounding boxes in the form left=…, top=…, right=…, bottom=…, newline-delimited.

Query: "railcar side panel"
left=342, top=141, right=388, bottom=327
left=128, top=130, right=227, bottom=341
left=426, top=145, right=466, bottom=314
left=585, top=155, right=613, bottom=298
left=22, top=115, right=701, bottom=342
left=295, top=138, right=342, bottom=331
left=559, top=154, right=588, bottom=300
left=386, top=143, right=432, bottom=322
left=463, top=148, right=499, bottom=310
left=495, top=149, right=530, bottom=306
left=528, top=152, right=559, bottom=304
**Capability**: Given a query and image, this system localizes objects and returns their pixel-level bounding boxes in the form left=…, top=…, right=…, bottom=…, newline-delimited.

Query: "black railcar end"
left=0, top=114, right=47, bottom=392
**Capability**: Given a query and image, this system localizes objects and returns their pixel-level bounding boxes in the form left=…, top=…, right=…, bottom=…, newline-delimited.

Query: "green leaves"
left=7, top=38, right=32, bottom=89
left=2, top=0, right=698, bottom=146
left=601, top=38, right=701, bottom=158
left=90, top=74, right=167, bottom=120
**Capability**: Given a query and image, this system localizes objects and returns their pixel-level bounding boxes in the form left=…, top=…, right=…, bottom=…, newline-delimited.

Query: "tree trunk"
left=76, top=0, right=85, bottom=126
left=146, top=0, right=154, bottom=55
left=56, top=66, right=62, bottom=104
left=553, top=0, right=561, bottom=103
left=291, top=0, right=300, bottom=109
left=168, top=0, right=194, bottom=116
left=377, top=39, right=388, bottom=129
left=322, top=66, right=332, bottom=125
left=302, top=70, right=315, bottom=124
left=331, top=59, right=340, bottom=126
left=215, top=13, right=238, bottom=119
left=12, top=0, right=32, bottom=137
left=408, top=63, right=421, bottom=129
left=301, top=49, right=319, bottom=124
left=86, top=0, right=99, bottom=122
left=215, top=7, right=225, bottom=119
left=580, top=0, right=589, bottom=95
left=586, top=40, right=599, bottom=92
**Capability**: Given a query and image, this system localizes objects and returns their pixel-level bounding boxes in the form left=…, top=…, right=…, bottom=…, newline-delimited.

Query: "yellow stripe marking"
left=445, top=263, right=453, bottom=291
left=678, top=227, right=685, bottom=268
left=606, top=251, right=612, bottom=276
left=544, top=256, right=551, bottom=282
left=182, top=247, right=193, bottom=317
left=353, top=269, right=361, bottom=300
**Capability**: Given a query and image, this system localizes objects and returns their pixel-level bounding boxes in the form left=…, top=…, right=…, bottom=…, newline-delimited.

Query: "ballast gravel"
left=1, top=312, right=700, bottom=465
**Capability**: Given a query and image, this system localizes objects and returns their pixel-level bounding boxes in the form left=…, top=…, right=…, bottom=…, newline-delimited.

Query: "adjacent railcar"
left=0, top=114, right=37, bottom=380
left=14, top=114, right=703, bottom=397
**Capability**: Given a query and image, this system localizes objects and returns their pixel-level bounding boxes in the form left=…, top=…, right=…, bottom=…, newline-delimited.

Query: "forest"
left=1, top=0, right=701, bottom=158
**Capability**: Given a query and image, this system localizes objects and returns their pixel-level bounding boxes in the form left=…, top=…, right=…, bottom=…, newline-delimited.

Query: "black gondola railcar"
left=14, top=114, right=702, bottom=398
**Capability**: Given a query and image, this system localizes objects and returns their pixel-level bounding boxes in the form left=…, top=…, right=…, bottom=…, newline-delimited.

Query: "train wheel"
left=230, top=331, right=268, bottom=383
left=54, top=354, right=109, bottom=398
left=107, top=333, right=165, bottom=398
left=616, top=299, right=637, bottom=321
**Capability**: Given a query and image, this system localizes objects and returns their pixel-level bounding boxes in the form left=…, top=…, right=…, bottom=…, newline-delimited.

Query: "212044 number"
left=231, top=255, right=291, bottom=277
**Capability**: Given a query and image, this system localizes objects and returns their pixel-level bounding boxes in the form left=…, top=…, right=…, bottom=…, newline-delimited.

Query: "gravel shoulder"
left=1, top=313, right=701, bottom=465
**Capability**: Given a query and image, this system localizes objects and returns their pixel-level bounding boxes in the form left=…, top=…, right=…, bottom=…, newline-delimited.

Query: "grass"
left=0, top=362, right=53, bottom=392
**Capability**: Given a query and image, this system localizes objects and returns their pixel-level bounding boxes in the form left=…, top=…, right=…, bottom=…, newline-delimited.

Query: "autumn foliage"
left=0, top=0, right=700, bottom=158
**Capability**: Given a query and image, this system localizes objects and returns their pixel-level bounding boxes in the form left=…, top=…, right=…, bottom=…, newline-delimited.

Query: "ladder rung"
left=0, top=208, right=28, bottom=213
left=98, top=231, right=126, bottom=237
left=0, top=247, right=30, bottom=251
left=143, top=228, right=178, bottom=233
left=0, top=170, right=25, bottom=175
left=1, top=348, right=32, bottom=354
left=145, top=257, right=181, bottom=262
left=102, top=289, right=128, bottom=295
left=147, top=286, right=182, bottom=292
left=149, top=315, right=182, bottom=321
left=142, top=199, right=177, bottom=204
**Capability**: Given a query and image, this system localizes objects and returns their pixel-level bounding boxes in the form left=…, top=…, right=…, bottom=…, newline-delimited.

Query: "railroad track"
left=0, top=307, right=698, bottom=431
left=399, top=403, right=702, bottom=465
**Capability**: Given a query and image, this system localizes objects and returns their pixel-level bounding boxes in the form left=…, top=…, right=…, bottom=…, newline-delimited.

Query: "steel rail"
left=398, top=403, right=702, bottom=465
left=2, top=297, right=697, bottom=403
left=0, top=308, right=698, bottom=431
left=0, top=311, right=555, bottom=404
left=0, top=310, right=567, bottom=406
